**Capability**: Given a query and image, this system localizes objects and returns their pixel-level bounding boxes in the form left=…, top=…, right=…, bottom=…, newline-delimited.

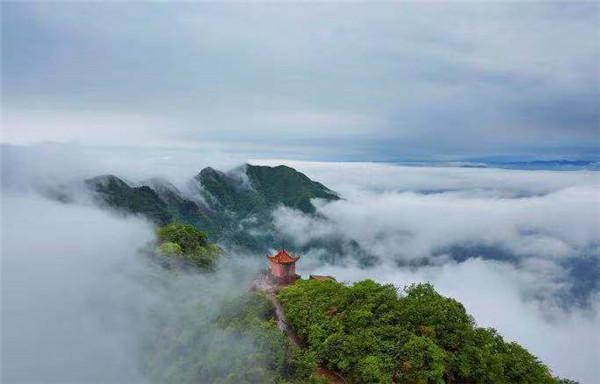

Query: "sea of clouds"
left=1, top=146, right=265, bottom=383
left=1, top=145, right=598, bottom=383
left=254, top=159, right=600, bottom=383
left=2, top=194, right=155, bottom=382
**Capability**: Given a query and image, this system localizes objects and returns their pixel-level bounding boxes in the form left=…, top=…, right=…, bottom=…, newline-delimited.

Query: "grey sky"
left=2, top=1, right=599, bottom=160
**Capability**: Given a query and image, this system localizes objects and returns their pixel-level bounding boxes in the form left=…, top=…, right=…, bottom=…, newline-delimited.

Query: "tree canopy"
left=157, top=223, right=220, bottom=270
left=278, top=279, right=562, bottom=384
left=144, top=292, right=327, bottom=384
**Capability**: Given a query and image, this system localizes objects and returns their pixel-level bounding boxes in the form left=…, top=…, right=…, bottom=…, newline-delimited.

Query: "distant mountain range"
left=392, top=159, right=600, bottom=170
left=85, top=164, right=340, bottom=253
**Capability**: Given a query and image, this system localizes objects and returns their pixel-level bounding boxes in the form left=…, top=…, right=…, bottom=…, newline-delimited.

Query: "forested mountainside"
left=145, top=223, right=576, bottom=384
left=85, top=164, right=339, bottom=252
left=79, top=163, right=586, bottom=384
left=278, top=279, right=575, bottom=384
left=198, top=164, right=338, bottom=215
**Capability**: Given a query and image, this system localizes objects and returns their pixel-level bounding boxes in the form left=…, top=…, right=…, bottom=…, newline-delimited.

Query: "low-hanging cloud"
left=309, top=258, right=600, bottom=384
left=2, top=193, right=156, bottom=382
left=276, top=184, right=598, bottom=262
left=1, top=191, right=266, bottom=383
left=269, top=161, right=599, bottom=273
left=261, top=160, right=600, bottom=383
left=1, top=142, right=250, bottom=194
left=2, top=147, right=598, bottom=382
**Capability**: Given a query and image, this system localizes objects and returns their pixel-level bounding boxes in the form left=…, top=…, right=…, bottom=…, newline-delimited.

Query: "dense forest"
left=146, top=223, right=324, bottom=383
left=279, top=279, right=573, bottom=384
left=85, top=164, right=339, bottom=253
left=147, top=223, right=576, bottom=384
left=156, top=223, right=222, bottom=270
left=143, top=291, right=326, bottom=384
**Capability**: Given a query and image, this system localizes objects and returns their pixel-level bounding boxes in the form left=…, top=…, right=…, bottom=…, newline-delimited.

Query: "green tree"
left=356, top=355, right=393, bottom=384
left=158, top=223, right=208, bottom=253
left=159, top=241, right=182, bottom=255
left=278, top=279, right=562, bottom=384
left=157, top=223, right=221, bottom=270
left=397, top=335, right=447, bottom=384
left=499, top=342, right=555, bottom=384
left=398, top=283, right=473, bottom=352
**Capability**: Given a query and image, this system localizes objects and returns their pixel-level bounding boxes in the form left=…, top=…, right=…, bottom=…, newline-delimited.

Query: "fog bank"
left=301, top=258, right=600, bottom=383
left=1, top=192, right=264, bottom=383
left=2, top=194, right=155, bottom=382
left=263, top=160, right=599, bottom=383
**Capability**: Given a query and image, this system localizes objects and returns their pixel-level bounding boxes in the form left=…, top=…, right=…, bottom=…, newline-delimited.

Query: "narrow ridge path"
left=265, top=292, right=303, bottom=347
left=252, top=274, right=347, bottom=384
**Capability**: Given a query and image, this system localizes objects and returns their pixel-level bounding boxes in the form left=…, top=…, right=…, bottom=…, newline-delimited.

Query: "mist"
left=1, top=190, right=265, bottom=383
left=1, top=143, right=252, bottom=194
left=2, top=193, right=154, bottom=382
left=1, top=147, right=598, bottom=383
left=3, top=1, right=599, bottom=381
left=261, top=160, right=599, bottom=383
left=302, top=259, right=600, bottom=383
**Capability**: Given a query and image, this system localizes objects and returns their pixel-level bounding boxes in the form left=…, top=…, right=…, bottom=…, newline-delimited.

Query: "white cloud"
left=254, top=159, right=599, bottom=195
left=1, top=191, right=266, bottom=383
left=269, top=161, right=599, bottom=261
left=2, top=194, right=155, bottom=382
left=1, top=143, right=251, bottom=192
left=266, top=160, right=600, bottom=383
left=303, top=258, right=600, bottom=384
left=2, top=147, right=598, bottom=382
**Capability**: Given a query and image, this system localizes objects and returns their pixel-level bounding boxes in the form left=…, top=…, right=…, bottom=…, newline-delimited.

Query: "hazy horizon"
left=2, top=2, right=599, bottom=384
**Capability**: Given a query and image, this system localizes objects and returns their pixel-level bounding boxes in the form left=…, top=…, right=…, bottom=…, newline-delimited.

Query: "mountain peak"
left=85, top=174, right=129, bottom=189
left=244, top=163, right=339, bottom=212
left=196, top=163, right=339, bottom=215
left=84, top=164, right=340, bottom=251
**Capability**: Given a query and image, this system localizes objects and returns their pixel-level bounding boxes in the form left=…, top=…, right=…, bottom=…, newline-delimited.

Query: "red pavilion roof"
left=267, top=249, right=300, bottom=264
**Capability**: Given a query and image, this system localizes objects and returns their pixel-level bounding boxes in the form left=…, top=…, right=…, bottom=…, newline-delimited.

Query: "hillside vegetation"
left=143, top=291, right=327, bottom=384
left=85, top=164, right=339, bottom=252
left=157, top=223, right=221, bottom=270
left=87, top=168, right=577, bottom=383
left=279, top=279, right=566, bottom=384
left=142, top=222, right=331, bottom=383
left=146, top=224, right=577, bottom=383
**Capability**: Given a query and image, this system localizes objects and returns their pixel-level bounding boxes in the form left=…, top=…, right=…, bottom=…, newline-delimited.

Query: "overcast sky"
left=2, top=1, right=599, bottom=160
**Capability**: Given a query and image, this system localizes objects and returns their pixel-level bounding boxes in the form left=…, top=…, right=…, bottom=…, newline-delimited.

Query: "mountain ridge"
left=85, top=164, right=340, bottom=252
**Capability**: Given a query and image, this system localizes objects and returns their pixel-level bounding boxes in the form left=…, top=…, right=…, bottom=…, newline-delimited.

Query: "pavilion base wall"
left=271, top=273, right=300, bottom=285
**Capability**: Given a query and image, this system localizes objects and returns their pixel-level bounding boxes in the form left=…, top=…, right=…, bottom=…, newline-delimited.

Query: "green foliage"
left=197, top=164, right=339, bottom=218
left=144, top=292, right=318, bottom=384
left=87, top=165, right=340, bottom=253
left=187, top=243, right=221, bottom=270
left=245, top=164, right=339, bottom=214
left=159, top=242, right=182, bottom=255
left=157, top=223, right=220, bottom=270
left=398, top=335, right=447, bottom=384
left=398, top=283, right=473, bottom=356
left=279, top=279, right=562, bottom=384
left=555, top=379, right=579, bottom=384
left=356, top=355, right=394, bottom=384
left=286, top=348, right=319, bottom=380
left=158, top=223, right=208, bottom=251
left=499, top=342, right=555, bottom=384
left=86, top=175, right=172, bottom=224
left=197, top=167, right=265, bottom=217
